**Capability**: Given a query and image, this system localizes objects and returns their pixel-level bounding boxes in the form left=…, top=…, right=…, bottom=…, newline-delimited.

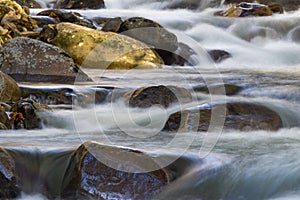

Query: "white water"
left=10, top=0, right=300, bottom=199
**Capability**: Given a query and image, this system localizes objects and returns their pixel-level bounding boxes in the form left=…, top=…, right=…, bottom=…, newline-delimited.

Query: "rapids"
left=2, top=0, right=300, bottom=199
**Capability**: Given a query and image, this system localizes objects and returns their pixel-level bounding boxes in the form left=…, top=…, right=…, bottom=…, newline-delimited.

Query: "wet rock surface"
left=0, top=71, right=21, bottom=102
left=0, top=37, right=91, bottom=83
left=225, top=0, right=300, bottom=11
left=62, top=142, right=171, bottom=200
left=37, top=9, right=96, bottom=29
left=40, top=22, right=162, bottom=69
left=10, top=98, right=50, bottom=129
left=54, top=0, right=105, bottom=9
left=208, top=49, right=232, bottom=63
left=0, top=148, right=21, bottom=199
left=196, top=102, right=283, bottom=131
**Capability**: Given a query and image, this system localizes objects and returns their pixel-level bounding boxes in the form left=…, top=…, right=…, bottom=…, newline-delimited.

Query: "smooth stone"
left=126, top=85, right=192, bottom=132
left=0, top=37, right=91, bottom=83
left=61, top=142, right=172, bottom=200
left=101, top=17, right=123, bottom=32
left=193, top=83, right=242, bottom=96
left=0, top=71, right=21, bottom=103
left=196, top=102, right=283, bottom=131
left=208, top=49, right=231, bottom=63
left=40, top=22, right=162, bottom=69
left=119, top=17, right=178, bottom=52
left=54, top=0, right=105, bottom=9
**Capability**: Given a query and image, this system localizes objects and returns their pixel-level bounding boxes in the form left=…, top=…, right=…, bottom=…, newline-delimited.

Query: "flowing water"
left=2, top=0, right=300, bottom=199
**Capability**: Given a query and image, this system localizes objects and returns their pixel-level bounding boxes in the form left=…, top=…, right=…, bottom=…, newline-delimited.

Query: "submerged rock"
left=0, top=71, right=21, bottom=102
left=10, top=99, right=50, bottom=129
left=0, top=148, right=21, bottom=198
left=126, top=85, right=192, bottom=132
left=40, top=23, right=162, bottom=69
left=54, top=0, right=105, bottom=9
left=208, top=49, right=232, bottom=63
left=193, top=83, right=242, bottom=96
left=62, top=142, right=171, bottom=199
left=0, top=37, right=91, bottom=83
left=196, top=102, right=283, bottom=131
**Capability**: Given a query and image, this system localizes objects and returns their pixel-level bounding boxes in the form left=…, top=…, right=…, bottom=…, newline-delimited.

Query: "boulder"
left=40, top=23, right=162, bottom=69
left=61, top=142, right=171, bottom=199
left=37, top=9, right=96, bottom=29
left=119, top=17, right=178, bottom=55
left=10, top=98, right=50, bottom=129
left=126, top=85, right=192, bottom=132
left=101, top=17, right=123, bottom=33
left=196, top=102, right=283, bottom=131
left=54, top=0, right=105, bottom=9
left=0, top=148, right=21, bottom=199
left=0, top=37, right=91, bottom=83
left=0, top=71, right=21, bottom=102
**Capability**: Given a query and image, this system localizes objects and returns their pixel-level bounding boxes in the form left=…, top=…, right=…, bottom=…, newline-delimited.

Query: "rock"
left=196, top=102, right=283, bottom=131
left=193, top=83, right=242, bottom=96
left=208, top=49, right=231, bottom=63
left=10, top=98, right=50, bottom=129
left=0, top=0, right=38, bottom=45
left=119, top=17, right=178, bottom=53
left=40, top=22, right=162, bottom=69
left=0, top=106, right=10, bottom=129
left=224, top=0, right=299, bottom=11
left=30, top=15, right=58, bottom=28
left=62, top=142, right=172, bottom=200
left=126, top=85, right=192, bottom=132
left=37, top=9, right=96, bottom=29
left=219, top=2, right=283, bottom=17
left=101, top=17, right=123, bottom=32
left=15, top=0, right=42, bottom=8
left=0, top=37, right=91, bottom=83
left=0, top=148, right=21, bottom=198
left=21, top=86, right=110, bottom=106
left=54, top=0, right=105, bottom=9
left=0, top=71, right=21, bottom=102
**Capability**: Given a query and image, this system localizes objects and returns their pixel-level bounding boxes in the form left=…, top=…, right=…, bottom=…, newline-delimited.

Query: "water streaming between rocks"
left=1, top=0, right=300, bottom=199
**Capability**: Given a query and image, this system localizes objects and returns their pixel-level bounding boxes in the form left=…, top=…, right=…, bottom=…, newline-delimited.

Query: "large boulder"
left=126, top=85, right=192, bottom=132
left=0, top=37, right=91, bottom=83
left=40, top=23, right=162, bottom=69
left=54, top=0, right=105, bottom=9
left=0, top=148, right=21, bottom=199
left=196, top=102, right=283, bottom=131
left=61, top=142, right=172, bottom=199
left=0, top=71, right=21, bottom=102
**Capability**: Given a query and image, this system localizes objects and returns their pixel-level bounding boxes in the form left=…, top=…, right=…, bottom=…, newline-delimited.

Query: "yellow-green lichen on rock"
left=40, top=22, right=163, bottom=69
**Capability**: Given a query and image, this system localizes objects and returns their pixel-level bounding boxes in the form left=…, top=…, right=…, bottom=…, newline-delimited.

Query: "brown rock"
left=15, top=0, right=42, bottom=8
left=0, top=71, right=21, bottom=103
left=62, top=142, right=171, bottom=200
left=0, top=106, right=10, bottom=129
left=101, top=17, right=123, bottom=32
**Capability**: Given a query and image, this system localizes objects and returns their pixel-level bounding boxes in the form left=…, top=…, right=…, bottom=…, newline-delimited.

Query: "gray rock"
left=54, top=0, right=105, bottom=9
left=0, top=37, right=91, bottom=83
